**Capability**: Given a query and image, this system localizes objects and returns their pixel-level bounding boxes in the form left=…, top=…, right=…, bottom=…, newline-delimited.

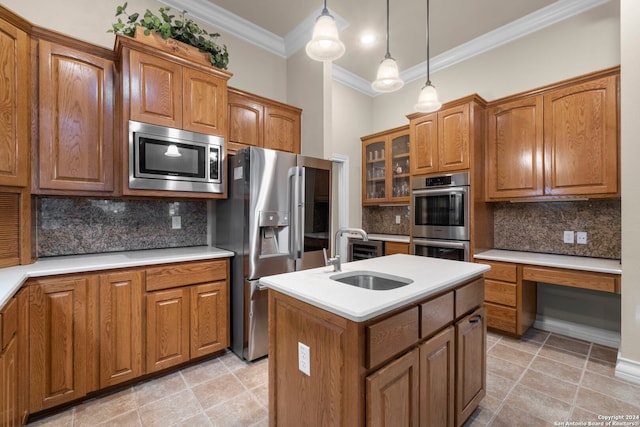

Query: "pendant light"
left=415, top=0, right=442, bottom=112
left=372, top=0, right=404, bottom=93
left=306, top=0, right=345, bottom=62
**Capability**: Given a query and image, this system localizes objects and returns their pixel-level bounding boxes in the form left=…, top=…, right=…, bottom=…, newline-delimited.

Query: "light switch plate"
left=563, top=230, right=574, bottom=244
left=395, top=215, right=401, bottom=224
left=298, top=342, right=310, bottom=376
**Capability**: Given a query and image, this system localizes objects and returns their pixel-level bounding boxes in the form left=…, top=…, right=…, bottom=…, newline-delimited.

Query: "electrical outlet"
left=172, top=216, right=181, bottom=229
left=577, top=231, right=587, bottom=244
left=298, top=342, right=310, bottom=376
left=563, top=230, right=574, bottom=244
left=395, top=215, right=401, bottom=224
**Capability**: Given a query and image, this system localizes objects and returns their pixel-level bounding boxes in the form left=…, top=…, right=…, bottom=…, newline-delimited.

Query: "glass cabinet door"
left=390, top=132, right=410, bottom=201
left=364, top=140, right=387, bottom=201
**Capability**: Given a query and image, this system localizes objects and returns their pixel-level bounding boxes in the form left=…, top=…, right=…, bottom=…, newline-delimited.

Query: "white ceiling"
left=160, top=0, right=612, bottom=95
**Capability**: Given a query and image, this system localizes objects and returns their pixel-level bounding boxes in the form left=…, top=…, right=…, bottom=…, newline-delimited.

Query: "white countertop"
left=0, top=246, right=233, bottom=308
left=367, top=234, right=410, bottom=243
left=474, top=249, right=621, bottom=274
left=259, top=254, right=489, bottom=322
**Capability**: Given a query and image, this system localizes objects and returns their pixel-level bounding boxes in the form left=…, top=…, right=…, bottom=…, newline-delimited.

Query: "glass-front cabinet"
left=361, top=125, right=410, bottom=204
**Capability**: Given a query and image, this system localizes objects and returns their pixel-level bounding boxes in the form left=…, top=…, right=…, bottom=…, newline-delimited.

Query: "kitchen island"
left=260, top=254, right=490, bottom=426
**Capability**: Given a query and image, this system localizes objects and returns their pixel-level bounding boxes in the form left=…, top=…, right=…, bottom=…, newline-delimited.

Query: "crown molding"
left=163, top=0, right=611, bottom=96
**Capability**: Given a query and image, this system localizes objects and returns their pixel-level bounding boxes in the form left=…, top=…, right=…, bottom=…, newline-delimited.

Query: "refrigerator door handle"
left=288, top=166, right=304, bottom=260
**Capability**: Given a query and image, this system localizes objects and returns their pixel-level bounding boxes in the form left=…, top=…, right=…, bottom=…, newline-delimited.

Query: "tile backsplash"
left=362, top=205, right=410, bottom=235
left=36, top=197, right=208, bottom=257
left=493, top=199, right=621, bottom=259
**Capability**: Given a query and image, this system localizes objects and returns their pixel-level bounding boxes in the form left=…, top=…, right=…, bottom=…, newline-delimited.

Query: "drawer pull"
left=469, top=315, right=482, bottom=324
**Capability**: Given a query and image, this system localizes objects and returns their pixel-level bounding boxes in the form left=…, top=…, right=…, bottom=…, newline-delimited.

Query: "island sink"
left=330, top=270, right=413, bottom=290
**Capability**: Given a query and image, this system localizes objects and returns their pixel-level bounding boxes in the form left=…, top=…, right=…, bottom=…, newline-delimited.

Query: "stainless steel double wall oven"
left=411, top=172, right=470, bottom=261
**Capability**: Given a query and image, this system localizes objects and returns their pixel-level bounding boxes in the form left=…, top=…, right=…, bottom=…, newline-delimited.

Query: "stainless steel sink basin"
left=330, top=271, right=413, bottom=290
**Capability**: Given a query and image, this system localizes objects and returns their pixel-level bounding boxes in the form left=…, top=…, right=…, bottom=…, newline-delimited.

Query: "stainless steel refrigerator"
left=215, top=147, right=332, bottom=360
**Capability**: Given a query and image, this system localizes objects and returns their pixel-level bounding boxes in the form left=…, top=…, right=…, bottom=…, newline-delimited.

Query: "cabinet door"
left=129, top=50, right=182, bottom=128
left=183, top=67, right=226, bottom=136
left=99, top=270, right=144, bottom=388
left=264, top=104, right=301, bottom=153
left=420, top=327, right=455, bottom=427
left=1, top=334, right=17, bottom=427
left=227, top=90, right=264, bottom=150
left=544, top=75, right=618, bottom=196
left=366, top=348, right=420, bottom=427
left=38, top=40, right=115, bottom=193
left=455, top=306, right=486, bottom=426
left=389, top=130, right=411, bottom=202
left=486, top=96, right=544, bottom=199
left=0, top=19, right=29, bottom=188
left=146, top=288, right=190, bottom=373
left=29, top=276, right=92, bottom=412
left=190, top=281, right=229, bottom=358
left=362, top=137, right=388, bottom=204
left=438, top=104, right=470, bottom=172
left=410, top=113, right=438, bottom=176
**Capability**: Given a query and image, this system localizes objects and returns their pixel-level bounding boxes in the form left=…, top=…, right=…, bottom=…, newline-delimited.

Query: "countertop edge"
left=473, top=249, right=622, bottom=274
left=0, top=246, right=234, bottom=309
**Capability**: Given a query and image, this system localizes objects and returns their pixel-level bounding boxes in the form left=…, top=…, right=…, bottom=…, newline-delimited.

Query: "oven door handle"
left=413, top=239, right=468, bottom=249
left=412, top=186, right=468, bottom=197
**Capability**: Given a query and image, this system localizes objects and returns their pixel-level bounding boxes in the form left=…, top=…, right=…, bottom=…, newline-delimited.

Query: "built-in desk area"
left=474, top=250, right=621, bottom=341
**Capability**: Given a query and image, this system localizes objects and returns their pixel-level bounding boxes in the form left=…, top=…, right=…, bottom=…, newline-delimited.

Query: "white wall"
left=0, top=0, right=288, bottom=102
left=619, top=0, right=640, bottom=381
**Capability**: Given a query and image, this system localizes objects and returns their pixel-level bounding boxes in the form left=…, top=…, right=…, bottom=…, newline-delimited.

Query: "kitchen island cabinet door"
left=37, top=40, right=115, bottom=194
left=146, top=288, right=190, bottom=373
left=366, top=348, right=420, bottom=427
left=28, top=276, right=93, bottom=412
left=190, top=281, right=229, bottom=359
left=486, top=96, right=544, bottom=200
left=455, top=306, right=486, bottom=426
left=543, top=75, right=618, bottom=196
left=419, top=327, right=455, bottom=427
left=99, top=270, right=144, bottom=388
left=0, top=18, right=29, bottom=188
left=128, top=49, right=182, bottom=129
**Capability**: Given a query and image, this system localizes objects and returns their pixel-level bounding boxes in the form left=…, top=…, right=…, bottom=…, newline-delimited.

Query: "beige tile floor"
left=27, top=329, right=640, bottom=427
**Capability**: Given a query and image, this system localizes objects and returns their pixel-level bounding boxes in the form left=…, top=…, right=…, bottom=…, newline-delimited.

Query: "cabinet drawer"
left=485, top=302, right=517, bottom=334
left=146, top=259, right=228, bottom=291
left=477, top=261, right=516, bottom=283
left=384, top=241, right=410, bottom=255
left=455, top=278, right=484, bottom=318
left=485, top=280, right=517, bottom=307
left=522, top=266, right=617, bottom=293
left=367, top=306, right=419, bottom=369
left=420, top=291, right=454, bottom=338
left=1, top=297, right=17, bottom=350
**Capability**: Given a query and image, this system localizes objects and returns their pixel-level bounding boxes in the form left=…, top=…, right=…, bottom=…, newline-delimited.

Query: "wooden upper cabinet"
left=439, top=104, right=470, bottom=172
left=544, top=74, right=618, bottom=196
left=129, top=49, right=182, bottom=129
left=228, top=89, right=264, bottom=150
left=410, top=113, right=437, bottom=175
left=264, top=103, right=301, bottom=153
left=486, top=96, right=544, bottom=199
left=227, top=87, right=302, bottom=154
left=409, top=96, right=484, bottom=177
left=36, top=39, right=115, bottom=194
left=0, top=18, right=29, bottom=188
left=124, top=36, right=229, bottom=138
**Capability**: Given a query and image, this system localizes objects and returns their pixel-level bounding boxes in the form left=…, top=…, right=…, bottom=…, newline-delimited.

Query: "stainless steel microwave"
left=128, top=121, right=225, bottom=193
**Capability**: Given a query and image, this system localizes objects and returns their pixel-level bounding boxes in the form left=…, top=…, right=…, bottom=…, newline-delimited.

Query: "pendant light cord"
left=322, top=0, right=328, bottom=16
left=385, top=0, right=391, bottom=58
left=426, top=0, right=431, bottom=84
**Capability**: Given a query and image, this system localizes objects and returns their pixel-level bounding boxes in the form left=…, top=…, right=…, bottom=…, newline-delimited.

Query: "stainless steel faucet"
left=323, top=227, right=368, bottom=272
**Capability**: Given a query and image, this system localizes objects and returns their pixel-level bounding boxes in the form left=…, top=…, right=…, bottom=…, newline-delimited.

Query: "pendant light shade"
left=415, top=0, right=441, bottom=112
left=372, top=0, right=403, bottom=93
left=306, top=1, right=345, bottom=62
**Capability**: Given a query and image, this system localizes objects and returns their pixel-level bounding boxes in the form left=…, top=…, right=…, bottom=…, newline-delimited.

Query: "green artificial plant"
left=108, top=3, right=229, bottom=70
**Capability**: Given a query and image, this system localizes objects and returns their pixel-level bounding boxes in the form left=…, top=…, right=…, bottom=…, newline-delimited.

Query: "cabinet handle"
left=469, top=315, right=482, bottom=324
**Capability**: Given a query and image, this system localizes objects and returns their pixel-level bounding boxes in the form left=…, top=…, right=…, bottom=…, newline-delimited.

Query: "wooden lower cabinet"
left=28, top=275, right=95, bottom=412
left=190, top=281, right=228, bottom=358
left=269, top=277, right=486, bottom=427
left=99, top=270, right=144, bottom=388
left=146, top=288, right=190, bottom=373
left=1, top=294, right=20, bottom=427
left=455, top=307, right=486, bottom=426
left=384, top=241, right=410, bottom=256
left=366, top=348, right=420, bottom=427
